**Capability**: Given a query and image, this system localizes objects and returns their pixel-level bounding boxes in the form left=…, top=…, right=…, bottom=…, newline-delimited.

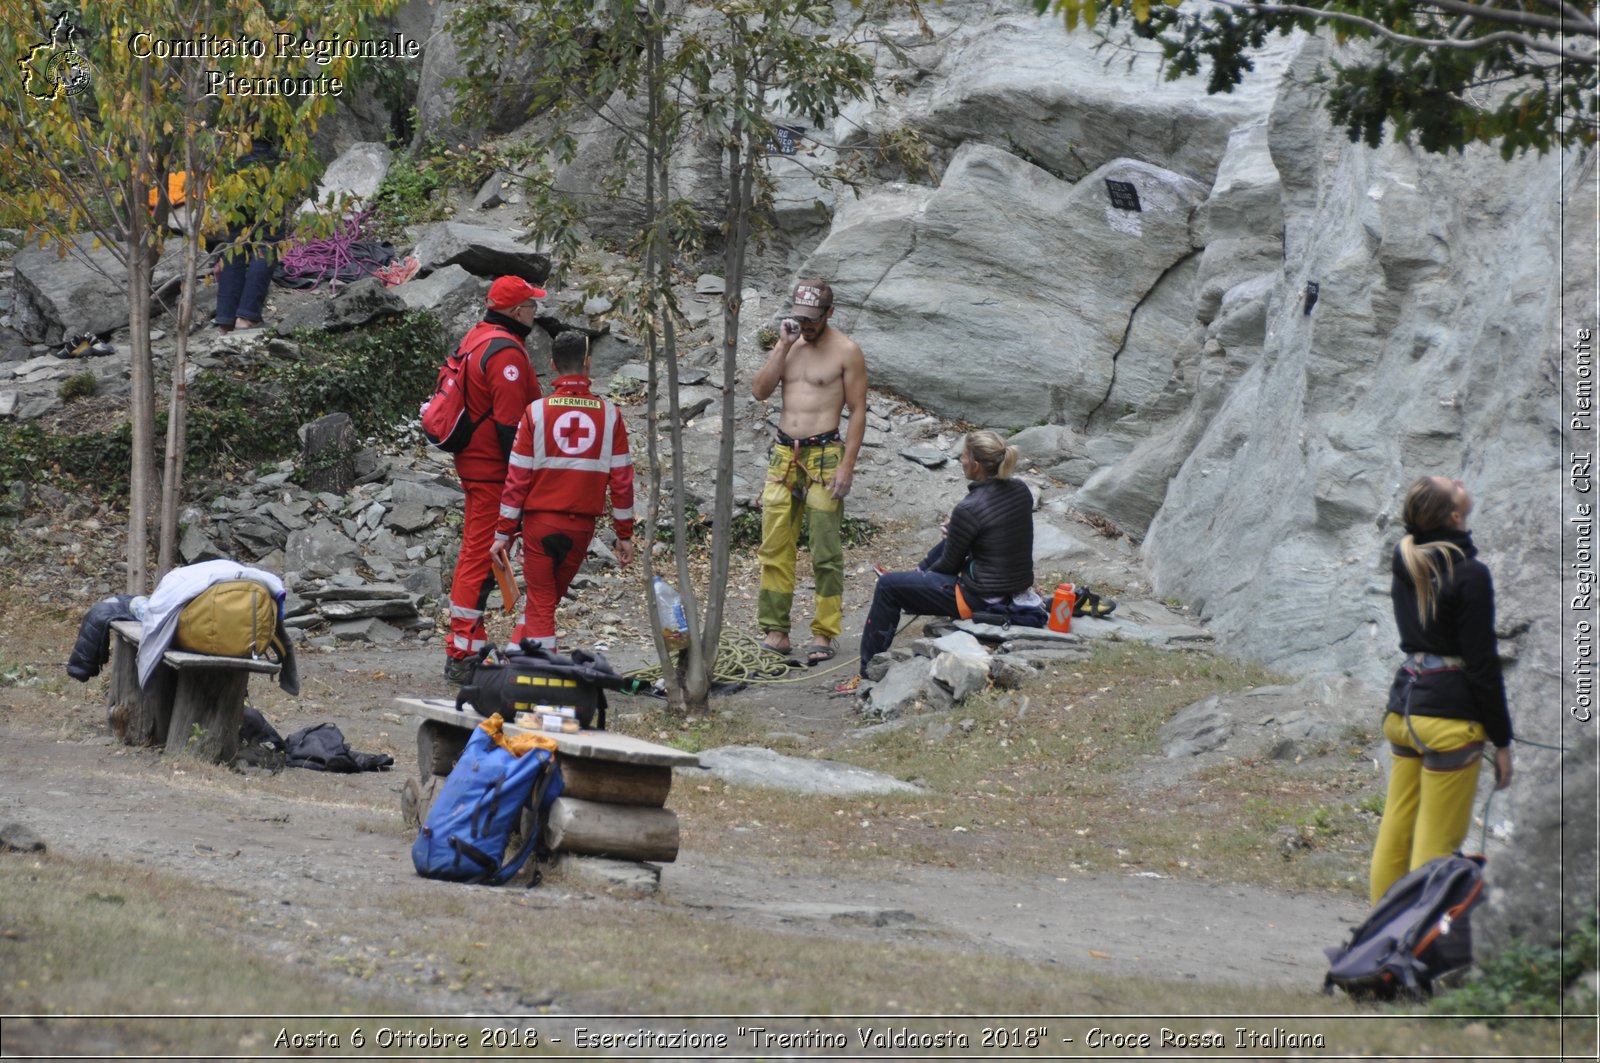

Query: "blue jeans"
left=215, top=228, right=277, bottom=326
left=858, top=542, right=960, bottom=673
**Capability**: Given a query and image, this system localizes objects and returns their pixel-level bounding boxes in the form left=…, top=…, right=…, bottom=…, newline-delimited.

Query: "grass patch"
left=633, top=643, right=1381, bottom=890
left=0, top=853, right=414, bottom=1056
left=1431, top=909, right=1600, bottom=1020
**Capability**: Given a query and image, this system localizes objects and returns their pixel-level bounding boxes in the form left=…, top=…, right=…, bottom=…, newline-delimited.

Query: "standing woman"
left=214, top=137, right=281, bottom=332
left=1369, top=475, right=1514, bottom=905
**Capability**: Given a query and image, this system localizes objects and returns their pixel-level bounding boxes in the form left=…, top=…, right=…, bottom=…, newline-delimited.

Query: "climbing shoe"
left=1072, top=587, right=1118, bottom=619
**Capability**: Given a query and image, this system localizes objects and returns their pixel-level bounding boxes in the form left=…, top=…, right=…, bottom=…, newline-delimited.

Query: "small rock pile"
left=857, top=605, right=1221, bottom=721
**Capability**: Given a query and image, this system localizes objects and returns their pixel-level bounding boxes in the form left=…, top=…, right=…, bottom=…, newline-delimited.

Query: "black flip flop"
left=807, top=642, right=837, bottom=666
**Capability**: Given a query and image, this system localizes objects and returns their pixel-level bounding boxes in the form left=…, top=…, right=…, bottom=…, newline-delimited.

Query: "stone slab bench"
left=397, top=697, right=697, bottom=865
left=109, top=619, right=281, bottom=763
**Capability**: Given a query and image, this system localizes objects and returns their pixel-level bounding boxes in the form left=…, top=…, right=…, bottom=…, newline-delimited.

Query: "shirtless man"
left=750, top=278, right=868, bottom=664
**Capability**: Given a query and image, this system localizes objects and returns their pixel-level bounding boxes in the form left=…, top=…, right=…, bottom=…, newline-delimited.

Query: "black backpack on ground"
left=1324, top=852, right=1487, bottom=998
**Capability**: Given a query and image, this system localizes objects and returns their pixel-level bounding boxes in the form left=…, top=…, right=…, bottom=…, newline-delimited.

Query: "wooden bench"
left=109, top=619, right=281, bottom=763
left=398, top=697, right=698, bottom=865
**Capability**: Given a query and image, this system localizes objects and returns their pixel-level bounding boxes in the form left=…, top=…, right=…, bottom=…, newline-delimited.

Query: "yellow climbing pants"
left=1368, top=711, right=1486, bottom=905
left=757, top=441, right=843, bottom=640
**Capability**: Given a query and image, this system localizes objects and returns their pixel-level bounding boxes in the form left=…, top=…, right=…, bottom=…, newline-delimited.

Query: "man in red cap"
left=444, top=275, right=547, bottom=684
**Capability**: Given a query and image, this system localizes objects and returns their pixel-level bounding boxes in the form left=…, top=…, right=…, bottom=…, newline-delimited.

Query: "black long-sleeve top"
left=930, top=476, right=1035, bottom=602
left=1386, top=528, right=1512, bottom=747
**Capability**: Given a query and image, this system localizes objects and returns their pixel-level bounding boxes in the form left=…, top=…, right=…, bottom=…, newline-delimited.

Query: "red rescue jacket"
left=452, top=316, right=541, bottom=483
left=495, top=376, right=635, bottom=542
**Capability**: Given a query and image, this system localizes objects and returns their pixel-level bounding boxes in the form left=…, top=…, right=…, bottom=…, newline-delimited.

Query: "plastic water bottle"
left=652, top=577, right=689, bottom=649
left=1048, top=583, right=1075, bottom=633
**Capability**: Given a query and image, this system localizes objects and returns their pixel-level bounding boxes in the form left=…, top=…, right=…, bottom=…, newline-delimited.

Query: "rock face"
left=411, top=0, right=545, bottom=148
left=412, top=222, right=552, bottom=285
left=799, top=20, right=1586, bottom=948
left=304, top=142, right=393, bottom=211
left=801, top=145, right=1207, bottom=429
left=12, top=237, right=146, bottom=345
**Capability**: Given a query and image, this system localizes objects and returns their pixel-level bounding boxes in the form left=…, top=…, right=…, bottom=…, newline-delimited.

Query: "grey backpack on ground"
left=1324, top=852, right=1487, bottom=998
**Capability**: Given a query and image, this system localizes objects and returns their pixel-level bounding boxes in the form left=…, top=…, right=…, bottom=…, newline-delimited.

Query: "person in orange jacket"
left=489, top=331, right=635, bottom=650
left=444, top=276, right=546, bottom=683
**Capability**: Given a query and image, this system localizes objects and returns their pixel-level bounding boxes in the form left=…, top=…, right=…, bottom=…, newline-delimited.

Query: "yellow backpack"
left=174, top=580, right=283, bottom=660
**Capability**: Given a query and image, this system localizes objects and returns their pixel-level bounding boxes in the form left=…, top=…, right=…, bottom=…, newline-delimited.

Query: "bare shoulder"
left=835, top=330, right=866, bottom=366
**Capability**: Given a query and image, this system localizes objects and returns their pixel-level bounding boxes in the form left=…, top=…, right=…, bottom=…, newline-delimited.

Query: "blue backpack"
left=1324, top=853, right=1487, bottom=997
left=411, top=720, right=562, bottom=886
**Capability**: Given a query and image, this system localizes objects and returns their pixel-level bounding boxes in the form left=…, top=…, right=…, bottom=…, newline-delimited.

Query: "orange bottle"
left=1048, top=583, right=1076, bottom=632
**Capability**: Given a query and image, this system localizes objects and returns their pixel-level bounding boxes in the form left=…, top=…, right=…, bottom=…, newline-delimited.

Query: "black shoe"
left=443, top=656, right=477, bottom=684
left=1073, top=588, right=1118, bottom=618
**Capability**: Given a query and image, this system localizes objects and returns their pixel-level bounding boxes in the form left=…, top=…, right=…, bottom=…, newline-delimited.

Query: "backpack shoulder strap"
left=477, top=330, right=524, bottom=375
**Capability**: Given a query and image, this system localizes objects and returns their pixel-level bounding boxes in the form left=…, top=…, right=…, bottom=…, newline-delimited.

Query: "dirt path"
left=0, top=643, right=1365, bottom=1006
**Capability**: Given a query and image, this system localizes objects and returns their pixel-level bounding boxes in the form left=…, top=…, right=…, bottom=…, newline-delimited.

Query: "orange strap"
left=478, top=712, right=560, bottom=755
left=953, top=584, right=974, bottom=620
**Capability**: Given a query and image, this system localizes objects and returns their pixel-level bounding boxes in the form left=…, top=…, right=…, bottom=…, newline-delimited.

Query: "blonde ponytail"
left=1399, top=534, right=1462, bottom=624
left=964, top=431, right=1017, bottom=480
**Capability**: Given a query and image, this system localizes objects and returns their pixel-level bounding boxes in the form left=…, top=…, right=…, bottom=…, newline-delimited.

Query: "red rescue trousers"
left=514, top=511, right=597, bottom=647
left=448, top=478, right=504, bottom=660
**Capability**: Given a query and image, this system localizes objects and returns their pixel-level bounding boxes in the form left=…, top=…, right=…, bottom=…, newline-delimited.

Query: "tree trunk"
left=639, top=4, right=684, bottom=715
left=124, top=59, right=160, bottom=595
left=126, top=229, right=157, bottom=595
left=157, top=78, right=207, bottom=581
left=704, top=60, right=759, bottom=661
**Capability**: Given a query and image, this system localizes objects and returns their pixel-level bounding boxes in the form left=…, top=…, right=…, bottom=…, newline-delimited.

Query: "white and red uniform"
left=447, top=315, right=540, bottom=661
left=495, top=375, right=634, bottom=646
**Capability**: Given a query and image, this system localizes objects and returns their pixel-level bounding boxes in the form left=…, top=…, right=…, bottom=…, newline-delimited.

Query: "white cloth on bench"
left=138, top=560, right=286, bottom=688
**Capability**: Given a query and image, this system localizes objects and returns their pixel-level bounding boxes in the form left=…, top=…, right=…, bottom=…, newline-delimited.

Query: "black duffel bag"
left=456, top=642, right=651, bottom=730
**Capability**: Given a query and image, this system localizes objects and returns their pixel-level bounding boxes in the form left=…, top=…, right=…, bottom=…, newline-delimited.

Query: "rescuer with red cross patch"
left=443, top=276, right=546, bottom=683
left=490, top=331, right=635, bottom=649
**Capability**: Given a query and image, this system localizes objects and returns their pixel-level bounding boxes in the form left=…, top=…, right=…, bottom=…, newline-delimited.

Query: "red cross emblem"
left=552, top=410, right=596, bottom=455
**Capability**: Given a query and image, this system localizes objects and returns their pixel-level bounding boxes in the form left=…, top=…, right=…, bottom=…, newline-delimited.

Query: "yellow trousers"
left=1368, top=711, right=1486, bottom=905
left=757, top=442, right=843, bottom=640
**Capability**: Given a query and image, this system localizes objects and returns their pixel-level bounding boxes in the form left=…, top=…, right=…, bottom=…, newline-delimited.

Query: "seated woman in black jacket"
left=844, top=430, right=1037, bottom=689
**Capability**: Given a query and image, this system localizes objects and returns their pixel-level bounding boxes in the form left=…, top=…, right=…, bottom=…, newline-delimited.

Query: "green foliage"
left=1, top=1, right=402, bottom=249
left=1431, top=909, right=1599, bottom=1020
left=286, top=310, right=445, bottom=435
left=450, top=0, right=881, bottom=333
left=1038, top=0, right=1597, bottom=156
left=0, top=419, right=132, bottom=497
left=0, top=311, right=444, bottom=498
left=368, top=142, right=538, bottom=239
left=449, top=0, right=881, bottom=710
left=840, top=515, right=880, bottom=547
left=0, top=0, right=403, bottom=584
left=368, top=155, right=453, bottom=237
left=59, top=371, right=96, bottom=401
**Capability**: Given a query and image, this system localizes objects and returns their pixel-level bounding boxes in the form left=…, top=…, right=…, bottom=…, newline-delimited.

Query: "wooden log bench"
left=109, top=619, right=281, bottom=763
left=397, top=697, right=698, bottom=866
